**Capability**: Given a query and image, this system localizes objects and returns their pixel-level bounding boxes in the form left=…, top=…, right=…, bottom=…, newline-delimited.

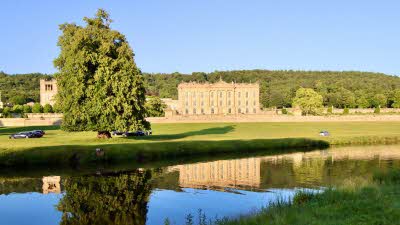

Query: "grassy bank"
left=1, top=122, right=400, bottom=167
left=216, top=170, right=400, bottom=225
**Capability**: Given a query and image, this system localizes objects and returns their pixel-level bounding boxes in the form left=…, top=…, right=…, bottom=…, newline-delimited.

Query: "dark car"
left=31, top=130, right=44, bottom=138
left=122, top=131, right=146, bottom=137
left=32, top=130, right=45, bottom=136
left=112, top=131, right=125, bottom=136
left=9, top=132, right=36, bottom=139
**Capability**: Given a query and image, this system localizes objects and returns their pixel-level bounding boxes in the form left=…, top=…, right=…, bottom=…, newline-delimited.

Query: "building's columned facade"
left=40, top=79, right=57, bottom=106
left=177, top=80, right=260, bottom=115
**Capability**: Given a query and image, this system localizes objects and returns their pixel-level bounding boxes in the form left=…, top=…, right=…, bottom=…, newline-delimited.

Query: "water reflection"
left=1, top=145, right=400, bottom=225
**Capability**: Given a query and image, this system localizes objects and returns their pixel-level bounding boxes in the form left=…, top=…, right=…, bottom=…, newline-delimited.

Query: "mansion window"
left=246, top=100, right=248, bottom=106
left=185, top=109, right=189, bottom=114
left=228, top=108, right=232, bottom=113
left=201, top=101, right=204, bottom=106
left=246, top=92, right=248, bottom=98
left=228, top=100, right=231, bottom=105
left=246, top=108, right=249, bottom=113
left=193, top=108, right=196, bottom=114
left=220, top=92, right=223, bottom=98
left=185, top=101, right=188, bottom=106
left=211, top=92, right=214, bottom=98
left=194, top=101, right=196, bottom=106
left=238, top=108, right=241, bottom=113
left=238, top=100, right=241, bottom=106
left=201, top=108, right=204, bottom=114
left=219, top=100, right=222, bottom=106
left=238, top=92, right=241, bottom=98
left=228, top=92, right=231, bottom=98
left=253, top=108, right=256, bottom=113
left=211, top=108, right=215, bottom=114
left=253, top=100, right=256, bottom=106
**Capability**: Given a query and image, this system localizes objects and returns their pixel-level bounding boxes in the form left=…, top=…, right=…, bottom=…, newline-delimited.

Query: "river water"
left=1, top=145, right=400, bottom=225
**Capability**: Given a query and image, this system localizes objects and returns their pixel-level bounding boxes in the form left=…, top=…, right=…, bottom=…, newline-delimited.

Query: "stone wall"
left=0, top=118, right=62, bottom=127
left=147, top=114, right=400, bottom=123
left=25, top=113, right=64, bottom=119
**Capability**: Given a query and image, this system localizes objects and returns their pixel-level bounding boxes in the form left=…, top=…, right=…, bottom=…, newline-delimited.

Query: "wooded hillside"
left=2, top=70, right=400, bottom=109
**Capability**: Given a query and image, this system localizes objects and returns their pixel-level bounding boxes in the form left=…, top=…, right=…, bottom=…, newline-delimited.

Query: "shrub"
left=43, top=104, right=54, bottom=113
left=343, top=107, right=349, bottom=115
left=32, top=103, right=43, bottom=113
left=23, top=105, right=32, bottom=113
left=2, top=106, right=12, bottom=118
left=374, top=105, right=381, bottom=114
left=293, top=191, right=317, bottom=205
left=282, top=108, right=288, bottom=115
left=12, top=105, right=24, bottom=114
left=327, top=106, right=333, bottom=114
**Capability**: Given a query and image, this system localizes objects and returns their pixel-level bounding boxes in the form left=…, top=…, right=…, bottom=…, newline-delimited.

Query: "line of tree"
left=2, top=70, right=400, bottom=110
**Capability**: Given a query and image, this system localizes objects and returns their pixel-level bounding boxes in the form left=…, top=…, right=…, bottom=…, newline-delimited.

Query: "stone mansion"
left=177, top=80, right=260, bottom=115
left=39, top=78, right=260, bottom=115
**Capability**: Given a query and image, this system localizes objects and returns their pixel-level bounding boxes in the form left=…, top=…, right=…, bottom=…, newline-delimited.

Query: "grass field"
left=0, top=122, right=400, bottom=167
left=214, top=170, right=400, bottom=225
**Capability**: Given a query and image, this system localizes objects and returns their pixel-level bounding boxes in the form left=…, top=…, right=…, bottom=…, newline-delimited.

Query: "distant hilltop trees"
left=2, top=69, right=400, bottom=109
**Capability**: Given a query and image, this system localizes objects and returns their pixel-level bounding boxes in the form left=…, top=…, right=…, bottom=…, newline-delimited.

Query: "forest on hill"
left=1, top=70, right=400, bottom=109
left=0, top=72, right=51, bottom=104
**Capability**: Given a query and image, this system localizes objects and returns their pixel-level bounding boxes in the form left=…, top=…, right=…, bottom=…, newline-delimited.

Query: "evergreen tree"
left=54, top=9, right=150, bottom=134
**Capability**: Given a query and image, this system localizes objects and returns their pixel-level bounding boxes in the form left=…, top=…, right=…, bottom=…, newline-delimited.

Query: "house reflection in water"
left=170, top=158, right=261, bottom=190
left=42, top=176, right=61, bottom=194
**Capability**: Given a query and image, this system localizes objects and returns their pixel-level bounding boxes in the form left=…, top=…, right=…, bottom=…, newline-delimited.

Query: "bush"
left=23, top=105, right=32, bottom=113
left=12, top=105, right=24, bottom=114
left=282, top=108, right=288, bottom=115
left=374, top=105, right=381, bottom=114
left=43, top=104, right=54, bottom=113
left=2, top=107, right=12, bottom=118
left=327, top=106, right=333, bottom=114
left=32, top=103, right=43, bottom=113
left=343, top=107, right=349, bottom=115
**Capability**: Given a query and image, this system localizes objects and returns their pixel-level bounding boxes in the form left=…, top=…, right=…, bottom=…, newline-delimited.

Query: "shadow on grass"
left=0, top=125, right=60, bottom=135
left=0, top=138, right=330, bottom=170
left=132, top=125, right=235, bottom=141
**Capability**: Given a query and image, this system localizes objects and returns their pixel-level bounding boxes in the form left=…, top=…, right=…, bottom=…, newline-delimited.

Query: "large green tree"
left=292, top=88, right=323, bottom=115
left=54, top=9, right=149, bottom=133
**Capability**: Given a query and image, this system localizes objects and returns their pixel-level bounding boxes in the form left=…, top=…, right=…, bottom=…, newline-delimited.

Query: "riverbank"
left=1, top=122, right=400, bottom=167
left=217, top=170, right=400, bottom=225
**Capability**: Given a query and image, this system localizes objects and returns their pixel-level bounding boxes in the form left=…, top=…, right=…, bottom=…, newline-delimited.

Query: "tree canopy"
left=54, top=9, right=149, bottom=132
left=292, top=88, right=323, bottom=115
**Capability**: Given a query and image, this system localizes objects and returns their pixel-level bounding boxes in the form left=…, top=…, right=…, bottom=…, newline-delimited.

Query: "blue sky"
left=1, top=0, right=399, bottom=75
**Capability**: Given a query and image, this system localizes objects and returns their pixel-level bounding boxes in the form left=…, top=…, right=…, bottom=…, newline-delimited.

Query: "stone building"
left=40, top=79, right=57, bottom=106
left=172, top=158, right=261, bottom=189
left=177, top=80, right=260, bottom=115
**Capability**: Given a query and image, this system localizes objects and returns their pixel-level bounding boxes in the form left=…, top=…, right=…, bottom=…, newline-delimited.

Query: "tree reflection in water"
left=57, top=169, right=152, bottom=225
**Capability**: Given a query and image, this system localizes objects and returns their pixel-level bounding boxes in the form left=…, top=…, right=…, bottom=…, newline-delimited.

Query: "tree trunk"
left=97, top=131, right=111, bottom=139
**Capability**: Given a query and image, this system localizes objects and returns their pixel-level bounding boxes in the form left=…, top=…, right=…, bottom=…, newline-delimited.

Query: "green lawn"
left=0, top=122, right=399, bottom=167
left=215, top=170, right=400, bottom=225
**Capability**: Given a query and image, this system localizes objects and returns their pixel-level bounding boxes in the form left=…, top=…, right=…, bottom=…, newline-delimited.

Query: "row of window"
left=186, top=100, right=257, bottom=107
left=185, top=108, right=257, bottom=114
left=185, top=91, right=256, bottom=99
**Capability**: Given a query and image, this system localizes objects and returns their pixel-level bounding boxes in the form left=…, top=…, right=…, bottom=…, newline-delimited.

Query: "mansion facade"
left=39, top=78, right=261, bottom=116
left=177, top=80, right=260, bottom=115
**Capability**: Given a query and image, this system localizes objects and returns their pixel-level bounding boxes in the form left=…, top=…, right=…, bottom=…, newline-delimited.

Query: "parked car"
left=122, top=131, right=146, bottom=137
left=30, top=130, right=45, bottom=138
left=112, top=131, right=125, bottom=136
left=9, top=132, right=36, bottom=139
left=319, top=131, right=330, bottom=137
left=32, top=130, right=45, bottom=136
